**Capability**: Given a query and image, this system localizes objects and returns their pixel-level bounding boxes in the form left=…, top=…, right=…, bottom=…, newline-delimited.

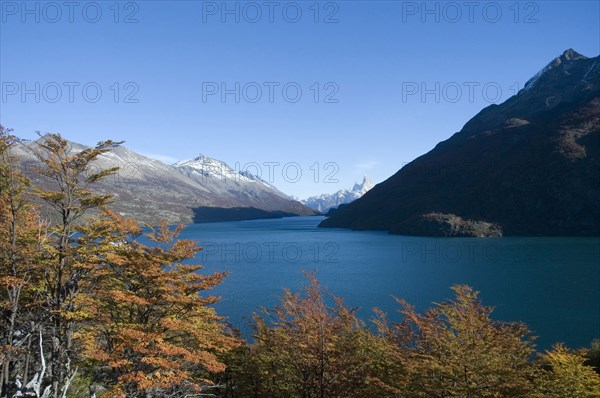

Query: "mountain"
left=302, top=176, right=374, bottom=213
left=174, top=155, right=313, bottom=217
left=320, top=49, right=600, bottom=236
left=12, top=138, right=314, bottom=225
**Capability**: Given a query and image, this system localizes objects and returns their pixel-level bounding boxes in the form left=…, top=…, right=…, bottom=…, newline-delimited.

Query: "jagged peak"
left=352, top=175, right=374, bottom=192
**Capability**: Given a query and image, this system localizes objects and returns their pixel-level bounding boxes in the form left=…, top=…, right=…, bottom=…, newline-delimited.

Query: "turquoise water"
left=179, top=216, right=600, bottom=349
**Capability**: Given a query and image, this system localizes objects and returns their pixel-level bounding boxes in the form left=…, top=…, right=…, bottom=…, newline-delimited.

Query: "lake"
left=179, top=216, right=600, bottom=350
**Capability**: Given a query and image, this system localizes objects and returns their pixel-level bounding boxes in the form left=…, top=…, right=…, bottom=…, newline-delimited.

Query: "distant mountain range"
left=301, top=176, right=374, bottom=213
left=12, top=139, right=314, bottom=225
left=320, top=49, right=600, bottom=236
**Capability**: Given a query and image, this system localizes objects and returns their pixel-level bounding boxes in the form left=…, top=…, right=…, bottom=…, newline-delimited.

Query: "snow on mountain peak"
left=174, top=153, right=280, bottom=192
left=302, top=176, right=375, bottom=213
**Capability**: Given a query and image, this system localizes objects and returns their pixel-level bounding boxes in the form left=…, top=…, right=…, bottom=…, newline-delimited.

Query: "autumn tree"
left=231, top=272, right=390, bottom=398
left=535, top=343, right=600, bottom=397
left=0, top=126, right=47, bottom=397
left=22, top=133, right=121, bottom=398
left=77, top=214, right=240, bottom=397
left=1, top=131, right=240, bottom=397
left=385, top=285, right=538, bottom=397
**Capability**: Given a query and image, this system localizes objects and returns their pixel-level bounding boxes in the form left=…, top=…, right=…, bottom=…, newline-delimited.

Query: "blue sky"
left=1, top=0, right=599, bottom=197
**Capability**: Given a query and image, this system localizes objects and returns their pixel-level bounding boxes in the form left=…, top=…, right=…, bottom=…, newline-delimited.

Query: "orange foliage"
left=78, top=213, right=240, bottom=397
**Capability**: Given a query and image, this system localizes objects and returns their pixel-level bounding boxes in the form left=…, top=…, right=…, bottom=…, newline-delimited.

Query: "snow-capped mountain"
left=174, top=154, right=283, bottom=194
left=12, top=138, right=314, bottom=225
left=174, top=154, right=307, bottom=212
left=302, top=176, right=374, bottom=213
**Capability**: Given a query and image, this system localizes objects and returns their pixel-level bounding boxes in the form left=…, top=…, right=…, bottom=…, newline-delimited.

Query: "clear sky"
left=1, top=0, right=598, bottom=198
